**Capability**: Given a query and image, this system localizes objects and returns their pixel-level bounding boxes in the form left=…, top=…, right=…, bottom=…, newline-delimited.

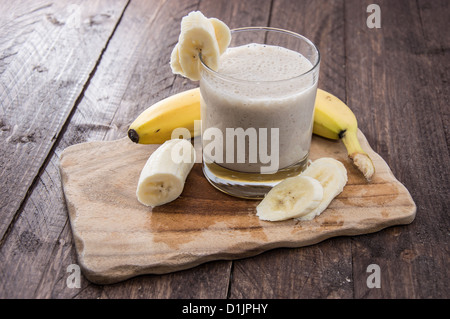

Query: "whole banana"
left=128, top=88, right=375, bottom=180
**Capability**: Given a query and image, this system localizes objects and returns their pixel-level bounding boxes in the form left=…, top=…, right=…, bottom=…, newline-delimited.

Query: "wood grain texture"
left=0, top=0, right=129, bottom=240
left=345, top=0, right=450, bottom=298
left=59, top=132, right=415, bottom=284
left=0, top=0, right=232, bottom=299
left=0, top=0, right=448, bottom=299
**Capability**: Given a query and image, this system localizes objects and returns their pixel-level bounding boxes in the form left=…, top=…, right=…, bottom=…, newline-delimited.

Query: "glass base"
left=202, top=154, right=309, bottom=199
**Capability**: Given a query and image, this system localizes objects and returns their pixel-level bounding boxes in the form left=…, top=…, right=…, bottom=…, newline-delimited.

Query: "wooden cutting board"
left=60, top=130, right=416, bottom=284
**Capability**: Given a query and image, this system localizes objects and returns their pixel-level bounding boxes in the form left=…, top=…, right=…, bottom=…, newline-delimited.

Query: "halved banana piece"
left=136, top=139, right=195, bottom=207
left=296, top=158, right=348, bottom=221
left=256, top=176, right=323, bottom=221
left=170, top=11, right=230, bottom=81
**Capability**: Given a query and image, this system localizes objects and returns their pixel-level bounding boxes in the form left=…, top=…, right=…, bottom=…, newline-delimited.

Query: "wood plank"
left=227, top=0, right=354, bottom=298
left=0, top=0, right=234, bottom=298
left=0, top=0, right=129, bottom=240
left=416, top=0, right=450, bottom=150
left=345, top=0, right=449, bottom=298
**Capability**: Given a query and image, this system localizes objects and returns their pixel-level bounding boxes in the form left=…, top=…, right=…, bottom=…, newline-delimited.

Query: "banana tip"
left=128, top=129, right=139, bottom=143
left=352, top=153, right=375, bottom=181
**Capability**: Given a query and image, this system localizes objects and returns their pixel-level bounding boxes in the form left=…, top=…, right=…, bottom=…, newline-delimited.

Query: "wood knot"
left=17, top=231, right=41, bottom=253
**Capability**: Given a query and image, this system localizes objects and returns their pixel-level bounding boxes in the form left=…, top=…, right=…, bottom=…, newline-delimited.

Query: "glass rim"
left=199, top=26, right=321, bottom=84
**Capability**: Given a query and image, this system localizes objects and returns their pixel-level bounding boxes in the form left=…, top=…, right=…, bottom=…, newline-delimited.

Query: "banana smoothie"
left=167, top=13, right=320, bottom=197
left=198, top=27, right=320, bottom=198
left=201, top=43, right=318, bottom=173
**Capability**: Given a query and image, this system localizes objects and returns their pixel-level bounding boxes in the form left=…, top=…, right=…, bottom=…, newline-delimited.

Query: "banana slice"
left=170, top=44, right=183, bottom=74
left=136, top=139, right=195, bottom=207
left=256, top=176, right=323, bottom=221
left=171, top=11, right=230, bottom=81
left=209, top=18, right=231, bottom=54
left=177, top=11, right=220, bottom=81
left=310, top=157, right=347, bottom=180
left=296, top=158, right=348, bottom=221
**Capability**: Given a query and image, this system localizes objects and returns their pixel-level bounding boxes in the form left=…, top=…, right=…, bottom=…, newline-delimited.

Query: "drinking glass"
left=199, top=27, right=320, bottom=199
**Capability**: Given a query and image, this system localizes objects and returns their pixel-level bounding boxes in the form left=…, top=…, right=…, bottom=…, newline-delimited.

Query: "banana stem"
left=341, top=130, right=375, bottom=181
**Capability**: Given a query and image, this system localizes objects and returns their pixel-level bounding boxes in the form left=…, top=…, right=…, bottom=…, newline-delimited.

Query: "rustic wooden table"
left=0, top=0, right=448, bottom=299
